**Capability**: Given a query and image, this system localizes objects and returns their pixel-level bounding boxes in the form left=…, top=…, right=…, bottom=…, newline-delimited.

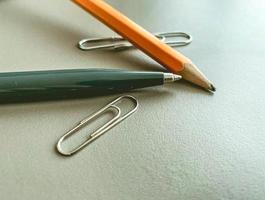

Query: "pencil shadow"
left=0, top=0, right=13, bottom=3
left=114, top=51, right=168, bottom=72
left=0, top=2, right=93, bottom=50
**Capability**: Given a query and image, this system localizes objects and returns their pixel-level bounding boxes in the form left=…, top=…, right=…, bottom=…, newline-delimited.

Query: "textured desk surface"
left=0, top=0, right=265, bottom=199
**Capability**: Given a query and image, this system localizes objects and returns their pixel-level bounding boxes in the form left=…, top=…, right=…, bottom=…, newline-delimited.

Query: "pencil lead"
left=209, top=84, right=216, bottom=92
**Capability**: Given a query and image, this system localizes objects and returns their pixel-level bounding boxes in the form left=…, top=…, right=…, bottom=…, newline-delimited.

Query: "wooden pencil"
left=72, top=0, right=216, bottom=91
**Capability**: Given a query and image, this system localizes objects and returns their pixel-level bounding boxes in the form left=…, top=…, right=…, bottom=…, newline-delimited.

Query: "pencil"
left=72, top=0, right=216, bottom=92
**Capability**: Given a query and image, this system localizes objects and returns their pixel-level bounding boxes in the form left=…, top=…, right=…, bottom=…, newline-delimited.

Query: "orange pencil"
left=72, top=0, right=215, bottom=91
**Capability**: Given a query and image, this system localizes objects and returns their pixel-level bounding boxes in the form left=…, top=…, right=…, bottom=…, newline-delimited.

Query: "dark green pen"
left=0, top=69, right=181, bottom=103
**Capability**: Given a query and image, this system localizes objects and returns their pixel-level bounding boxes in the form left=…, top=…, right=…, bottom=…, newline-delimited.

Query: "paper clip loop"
left=56, top=95, right=138, bottom=156
left=78, top=31, right=192, bottom=51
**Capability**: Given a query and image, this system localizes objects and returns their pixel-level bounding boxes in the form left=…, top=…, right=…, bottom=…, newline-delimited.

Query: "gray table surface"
left=0, top=0, right=265, bottom=199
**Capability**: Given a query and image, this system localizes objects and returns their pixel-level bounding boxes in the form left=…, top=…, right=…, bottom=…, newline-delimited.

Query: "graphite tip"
left=209, top=84, right=216, bottom=92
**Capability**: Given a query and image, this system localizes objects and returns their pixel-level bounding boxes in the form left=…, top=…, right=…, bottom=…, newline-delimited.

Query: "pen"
left=0, top=69, right=181, bottom=103
left=72, top=0, right=216, bottom=92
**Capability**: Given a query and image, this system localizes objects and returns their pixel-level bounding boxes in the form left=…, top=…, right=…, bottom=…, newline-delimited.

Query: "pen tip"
left=163, top=73, right=182, bottom=83
left=209, top=84, right=216, bottom=92
left=173, top=74, right=182, bottom=81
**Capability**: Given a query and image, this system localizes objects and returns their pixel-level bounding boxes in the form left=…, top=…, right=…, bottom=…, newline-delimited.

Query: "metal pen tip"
left=163, top=73, right=182, bottom=83
left=173, top=74, right=182, bottom=81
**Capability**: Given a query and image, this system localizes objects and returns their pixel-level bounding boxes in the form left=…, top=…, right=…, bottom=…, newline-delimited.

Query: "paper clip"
left=56, top=95, right=138, bottom=156
left=78, top=31, right=192, bottom=51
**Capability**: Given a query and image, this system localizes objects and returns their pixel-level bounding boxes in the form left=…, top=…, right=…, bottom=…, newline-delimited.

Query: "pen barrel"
left=0, top=69, right=164, bottom=103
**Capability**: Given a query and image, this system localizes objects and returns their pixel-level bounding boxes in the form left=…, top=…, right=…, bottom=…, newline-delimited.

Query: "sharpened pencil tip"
left=209, top=84, right=216, bottom=92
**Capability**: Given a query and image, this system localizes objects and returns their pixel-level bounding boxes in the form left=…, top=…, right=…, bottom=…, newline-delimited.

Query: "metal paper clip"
left=56, top=95, right=138, bottom=156
left=78, top=31, right=192, bottom=51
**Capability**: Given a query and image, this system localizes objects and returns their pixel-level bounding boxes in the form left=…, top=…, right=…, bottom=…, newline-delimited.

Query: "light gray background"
left=0, top=0, right=265, bottom=199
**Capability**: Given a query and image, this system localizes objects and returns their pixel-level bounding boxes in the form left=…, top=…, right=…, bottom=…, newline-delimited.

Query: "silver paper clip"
left=78, top=31, right=192, bottom=51
left=56, top=95, right=138, bottom=156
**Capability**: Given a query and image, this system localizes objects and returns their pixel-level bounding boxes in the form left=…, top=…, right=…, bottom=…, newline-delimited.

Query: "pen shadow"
left=0, top=85, right=210, bottom=158
left=0, top=80, right=210, bottom=111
